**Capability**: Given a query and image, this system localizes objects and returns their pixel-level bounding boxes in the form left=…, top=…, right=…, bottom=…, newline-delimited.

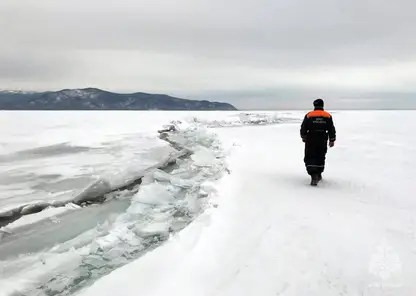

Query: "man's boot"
left=310, top=174, right=319, bottom=186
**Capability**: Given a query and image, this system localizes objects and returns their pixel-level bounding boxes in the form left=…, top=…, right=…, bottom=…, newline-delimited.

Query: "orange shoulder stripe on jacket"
left=306, top=110, right=331, bottom=118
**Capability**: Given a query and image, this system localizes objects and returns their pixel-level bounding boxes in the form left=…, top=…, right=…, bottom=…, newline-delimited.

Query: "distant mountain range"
left=0, top=88, right=237, bottom=110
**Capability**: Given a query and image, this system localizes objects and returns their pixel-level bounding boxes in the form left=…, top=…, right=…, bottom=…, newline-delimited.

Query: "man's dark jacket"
left=300, top=107, right=336, bottom=143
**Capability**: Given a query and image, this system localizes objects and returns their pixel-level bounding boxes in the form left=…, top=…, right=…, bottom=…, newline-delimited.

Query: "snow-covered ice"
left=77, top=111, right=416, bottom=296
left=1, top=110, right=298, bottom=296
left=2, top=110, right=416, bottom=296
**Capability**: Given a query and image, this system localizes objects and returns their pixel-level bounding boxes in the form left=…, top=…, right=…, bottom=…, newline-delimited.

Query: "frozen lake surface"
left=0, top=110, right=298, bottom=296
left=1, top=110, right=416, bottom=296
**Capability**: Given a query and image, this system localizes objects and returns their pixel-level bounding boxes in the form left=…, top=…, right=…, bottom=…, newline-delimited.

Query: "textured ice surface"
left=0, top=110, right=303, bottom=296
left=78, top=111, right=416, bottom=296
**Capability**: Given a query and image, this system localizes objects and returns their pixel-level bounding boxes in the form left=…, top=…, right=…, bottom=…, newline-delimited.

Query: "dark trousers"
left=304, top=139, right=328, bottom=176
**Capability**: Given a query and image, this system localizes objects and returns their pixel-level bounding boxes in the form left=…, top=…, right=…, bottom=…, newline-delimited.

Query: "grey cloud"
left=3, top=0, right=416, bottom=67
left=1, top=0, right=416, bottom=103
left=191, top=89, right=416, bottom=110
left=0, top=53, right=64, bottom=80
left=0, top=49, right=82, bottom=85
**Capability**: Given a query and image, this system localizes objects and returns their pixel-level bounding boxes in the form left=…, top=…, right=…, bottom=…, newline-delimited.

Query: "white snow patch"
left=191, top=146, right=219, bottom=167
left=132, top=183, right=175, bottom=206
left=78, top=111, right=416, bottom=296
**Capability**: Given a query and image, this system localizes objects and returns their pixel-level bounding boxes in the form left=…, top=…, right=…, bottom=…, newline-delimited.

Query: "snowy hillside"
left=0, top=88, right=237, bottom=110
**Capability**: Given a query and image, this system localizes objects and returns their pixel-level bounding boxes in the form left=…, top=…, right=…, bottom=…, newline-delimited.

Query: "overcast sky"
left=1, top=0, right=416, bottom=109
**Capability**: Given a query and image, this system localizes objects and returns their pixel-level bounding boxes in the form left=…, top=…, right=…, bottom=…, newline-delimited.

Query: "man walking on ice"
left=300, top=98, right=336, bottom=186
